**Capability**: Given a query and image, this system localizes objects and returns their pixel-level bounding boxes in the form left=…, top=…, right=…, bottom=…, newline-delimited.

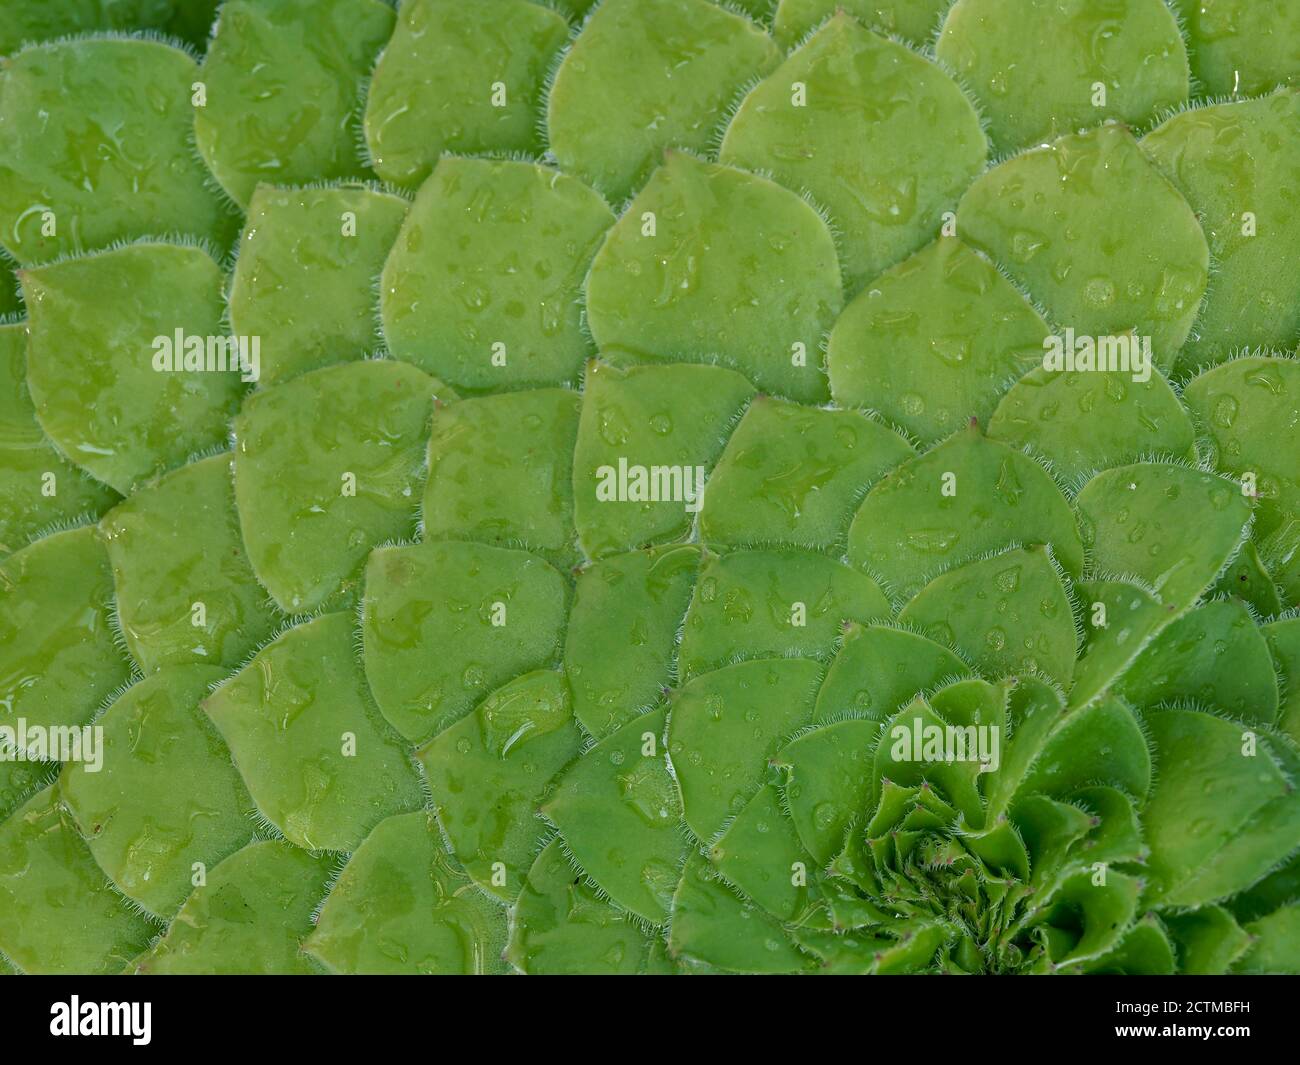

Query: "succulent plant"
left=0, top=0, right=1297, bottom=977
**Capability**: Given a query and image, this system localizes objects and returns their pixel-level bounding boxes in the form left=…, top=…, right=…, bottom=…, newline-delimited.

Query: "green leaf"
left=1083, top=914, right=1176, bottom=974
left=0, top=38, right=236, bottom=264
left=1070, top=786, right=1145, bottom=869
left=897, top=545, right=1078, bottom=687
left=958, top=125, right=1208, bottom=362
left=585, top=152, right=842, bottom=403
left=1265, top=617, right=1300, bottom=743
left=0, top=526, right=130, bottom=738
left=1142, top=709, right=1300, bottom=907
left=100, top=454, right=279, bottom=672
left=814, top=623, right=972, bottom=723
left=423, top=388, right=581, bottom=568
left=701, top=397, right=913, bottom=551
left=1069, top=578, right=1171, bottom=710
left=507, top=839, right=674, bottom=975
left=0, top=323, right=118, bottom=557
left=989, top=365, right=1196, bottom=484
left=678, top=550, right=889, bottom=680
left=60, top=665, right=254, bottom=918
left=1156, top=731, right=1300, bottom=909
left=1143, top=95, right=1300, bottom=373
left=1212, top=539, right=1285, bottom=618
left=936, top=0, right=1187, bottom=156
left=1234, top=905, right=1300, bottom=974
left=542, top=707, right=685, bottom=925
left=133, top=840, right=332, bottom=975
left=1119, top=599, right=1279, bottom=726
left=847, top=422, right=1084, bottom=599
left=1012, top=795, right=1095, bottom=889
left=362, top=540, right=568, bottom=743
left=233, top=360, right=447, bottom=613
left=0, top=786, right=157, bottom=974
left=1074, top=462, right=1251, bottom=609
left=1165, top=906, right=1253, bottom=975
left=721, top=15, right=986, bottom=294
left=380, top=158, right=614, bottom=393
left=362, top=0, right=568, bottom=189
left=1260, top=518, right=1300, bottom=607
left=1229, top=853, right=1300, bottom=925
left=22, top=243, right=239, bottom=494
left=775, top=718, right=878, bottom=865
left=1020, top=696, right=1151, bottom=800
left=195, top=0, right=395, bottom=206
left=710, top=781, right=819, bottom=922
left=0, top=0, right=204, bottom=55
left=573, top=361, right=754, bottom=559
left=204, top=613, right=423, bottom=852
left=772, top=0, right=952, bottom=50
left=668, top=658, right=822, bottom=840
left=1183, top=355, right=1300, bottom=541
left=668, top=852, right=812, bottom=973
left=565, top=545, right=701, bottom=737
left=1036, top=868, right=1144, bottom=971
left=0, top=757, right=56, bottom=823
left=983, top=675, right=1066, bottom=817
left=829, top=238, right=1049, bottom=448
left=307, top=812, right=509, bottom=974
left=417, top=671, right=582, bottom=901
left=229, top=184, right=409, bottom=388
left=874, top=683, right=1001, bottom=825
left=547, top=0, right=781, bottom=203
